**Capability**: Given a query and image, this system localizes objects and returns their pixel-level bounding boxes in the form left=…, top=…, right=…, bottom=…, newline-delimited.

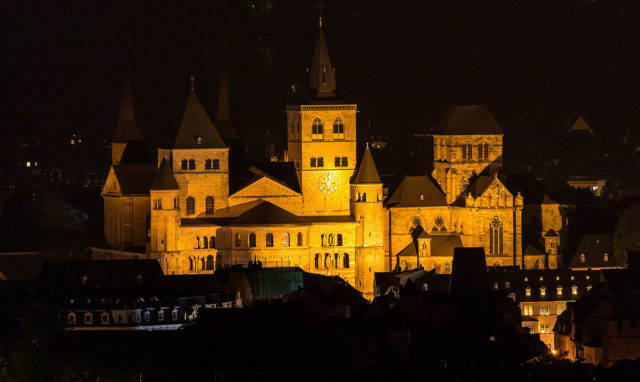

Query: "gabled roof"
left=434, top=105, right=503, bottom=135
left=173, top=89, right=226, bottom=149
left=150, top=158, right=179, bottom=191
left=112, top=164, right=156, bottom=195
left=567, top=116, right=596, bottom=137
left=231, top=201, right=305, bottom=225
left=545, top=229, right=559, bottom=238
left=570, top=234, right=619, bottom=268
left=214, top=53, right=241, bottom=141
left=352, top=145, right=381, bottom=184
left=386, top=175, right=445, bottom=208
left=231, top=162, right=301, bottom=194
left=396, top=233, right=463, bottom=259
left=113, top=70, right=144, bottom=143
left=309, top=23, right=337, bottom=98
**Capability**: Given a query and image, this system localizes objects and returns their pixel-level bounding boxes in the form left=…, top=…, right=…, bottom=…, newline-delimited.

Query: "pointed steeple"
left=150, top=157, right=179, bottom=190
left=173, top=77, right=227, bottom=149
left=214, top=39, right=241, bottom=141
left=113, top=70, right=144, bottom=143
left=353, top=144, right=381, bottom=184
left=309, top=12, right=337, bottom=98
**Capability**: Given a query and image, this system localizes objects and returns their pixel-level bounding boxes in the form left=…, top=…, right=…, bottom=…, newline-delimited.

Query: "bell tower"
left=287, top=13, right=357, bottom=216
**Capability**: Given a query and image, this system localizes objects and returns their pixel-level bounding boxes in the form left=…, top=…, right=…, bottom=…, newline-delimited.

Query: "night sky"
left=3, top=0, right=640, bottom=161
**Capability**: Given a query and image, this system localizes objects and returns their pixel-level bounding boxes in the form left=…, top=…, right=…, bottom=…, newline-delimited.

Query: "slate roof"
left=570, top=234, right=620, bottom=268
left=150, top=158, right=179, bottom=190
left=173, top=90, right=226, bottom=149
left=567, top=116, right=596, bottom=137
left=113, top=70, right=145, bottom=143
left=113, top=164, right=156, bottom=195
left=118, top=140, right=153, bottom=165
left=395, top=233, right=464, bottom=259
left=352, top=145, right=381, bottom=184
left=231, top=162, right=301, bottom=195
left=232, top=201, right=305, bottom=225
left=309, top=24, right=337, bottom=98
left=386, top=175, right=445, bottom=207
left=434, top=105, right=503, bottom=135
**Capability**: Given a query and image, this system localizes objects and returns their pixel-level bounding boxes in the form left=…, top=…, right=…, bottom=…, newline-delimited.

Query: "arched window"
left=206, top=196, right=214, bottom=214
left=312, top=118, right=324, bottom=139
left=477, top=145, right=483, bottom=159
left=235, top=233, right=241, bottom=247
left=186, top=197, right=195, bottom=214
left=206, top=255, right=214, bottom=270
left=337, top=234, right=343, bottom=246
left=282, top=232, right=290, bottom=247
left=210, top=236, right=215, bottom=249
left=362, top=193, right=367, bottom=202
left=212, top=159, right=220, bottom=169
left=467, top=144, right=473, bottom=159
left=297, top=232, right=303, bottom=246
left=248, top=233, right=256, bottom=247
left=333, top=117, right=344, bottom=138
left=205, top=159, right=212, bottom=169
left=189, top=258, right=194, bottom=271
left=324, top=253, right=330, bottom=268
left=265, top=233, right=274, bottom=247
left=334, top=253, right=340, bottom=268
left=196, top=236, right=201, bottom=249
left=203, top=236, right=208, bottom=249
left=489, top=217, right=503, bottom=255
left=540, top=286, right=546, bottom=296
left=343, top=253, right=350, bottom=268
left=188, top=159, right=196, bottom=169
left=181, top=159, right=188, bottom=170
left=314, top=253, right=320, bottom=269
left=200, top=258, right=205, bottom=270
left=321, top=234, right=326, bottom=246
left=328, top=234, right=334, bottom=246
left=483, top=143, right=489, bottom=159
left=357, top=192, right=361, bottom=202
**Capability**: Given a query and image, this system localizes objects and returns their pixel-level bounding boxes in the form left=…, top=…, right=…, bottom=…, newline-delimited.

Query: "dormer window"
left=540, top=286, right=546, bottom=296
left=196, top=136, right=202, bottom=145
left=557, top=286, right=563, bottom=296
left=572, top=285, right=578, bottom=295
left=525, top=287, right=531, bottom=296
left=419, top=193, right=424, bottom=200
left=604, top=253, right=609, bottom=262
left=580, top=253, right=586, bottom=263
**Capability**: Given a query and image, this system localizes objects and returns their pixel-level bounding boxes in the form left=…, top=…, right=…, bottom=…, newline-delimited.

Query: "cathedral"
left=102, top=18, right=566, bottom=299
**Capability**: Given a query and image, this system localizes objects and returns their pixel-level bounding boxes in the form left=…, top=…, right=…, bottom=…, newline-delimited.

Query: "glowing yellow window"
left=556, top=286, right=563, bottom=296
left=540, top=286, right=546, bottom=296
left=525, top=287, right=531, bottom=296
left=572, top=285, right=578, bottom=295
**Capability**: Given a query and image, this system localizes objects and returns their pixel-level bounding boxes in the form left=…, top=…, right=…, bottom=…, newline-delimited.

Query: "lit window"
left=604, top=253, right=609, bottom=262
left=557, top=304, right=566, bottom=314
left=524, top=277, right=528, bottom=282
left=282, top=232, right=290, bottom=247
left=587, top=284, right=592, bottom=291
left=505, top=281, right=511, bottom=289
left=523, top=305, right=533, bottom=315
left=580, top=253, right=586, bottom=263
left=586, top=275, right=590, bottom=280
left=540, top=305, right=549, bottom=315
left=525, top=287, right=531, bottom=296
left=540, top=286, right=546, bottom=296
left=541, top=324, right=550, bottom=334
left=556, top=286, right=563, bottom=296
left=572, top=285, right=578, bottom=295
left=265, top=233, right=274, bottom=247
left=571, top=275, right=574, bottom=280
left=540, top=276, right=544, bottom=281
left=493, top=282, right=499, bottom=290
left=556, top=276, right=560, bottom=281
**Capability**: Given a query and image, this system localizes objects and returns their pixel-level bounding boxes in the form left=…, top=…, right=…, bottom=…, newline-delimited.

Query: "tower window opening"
left=312, top=118, right=324, bottom=140
left=337, top=234, right=343, bottom=246
left=333, top=118, right=344, bottom=139
left=186, top=197, right=195, bottom=215
left=206, top=196, right=214, bottom=214
left=181, top=159, right=188, bottom=170
left=248, top=233, right=256, bottom=248
left=212, top=159, right=220, bottom=169
left=188, top=159, right=196, bottom=170
left=210, top=236, right=215, bottom=249
left=205, top=159, right=212, bottom=169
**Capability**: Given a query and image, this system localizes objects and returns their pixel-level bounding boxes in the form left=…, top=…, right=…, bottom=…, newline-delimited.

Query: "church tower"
left=111, top=70, right=145, bottom=165
left=286, top=16, right=357, bottom=216
left=215, top=38, right=244, bottom=168
left=169, top=78, right=230, bottom=217
left=149, top=157, right=180, bottom=273
left=351, top=144, right=386, bottom=299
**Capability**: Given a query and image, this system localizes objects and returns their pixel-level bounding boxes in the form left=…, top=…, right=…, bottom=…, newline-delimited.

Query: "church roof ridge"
left=352, top=144, right=381, bottom=184
left=173, top=79, right=227, bottom=149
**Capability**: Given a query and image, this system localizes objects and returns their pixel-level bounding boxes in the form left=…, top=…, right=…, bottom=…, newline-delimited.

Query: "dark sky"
left=3, top=0, right=640, bottom=161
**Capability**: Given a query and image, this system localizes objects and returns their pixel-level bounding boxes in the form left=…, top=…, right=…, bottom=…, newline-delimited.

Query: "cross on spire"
left=314, top=0, right=326, bottom=27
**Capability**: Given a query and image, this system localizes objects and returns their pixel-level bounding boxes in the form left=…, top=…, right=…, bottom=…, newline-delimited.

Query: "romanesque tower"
left=149, top=158, right=180, bottom=273
left=286, top=17, right=357, bottom=216
left=351, top=144, right=386, bottom=299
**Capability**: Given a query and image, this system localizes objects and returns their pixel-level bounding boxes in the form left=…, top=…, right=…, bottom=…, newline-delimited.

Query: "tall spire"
left=309, top=1, right=337, bottom=97
left=353, top=144, right=381, bottom=184
left=113, top=70, right=144, bottom=143
left=215, top=36, right=241, bottom=141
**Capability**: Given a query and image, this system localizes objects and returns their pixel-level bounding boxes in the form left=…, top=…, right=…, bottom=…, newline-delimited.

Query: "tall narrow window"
left=196, top=236, right=201, bottom=248
left=210, top=236, right=215, bottom=249
left=337, top=234, right=343, bottom=246
left=312, top=118, right=324, bottom=140
left=189, top=258, right=194, bottom=271
left=335, top=157, right=341, bottom=167
left=212, top=159, right=220, bottom=169
left=317, top=157, right=324, bottom=167
left=489, top=217, right=503, bottom=255
left=314, top=254, right=320, bottom=269
left=282, top=232, right=290, bottom=247
left=186, top=197, right=195, bottom=214
left=328, top=234, right=334, bottom=246
left=206, top=255, right=214, bottom=270
left=467, top=144, right=473, bottom=159
left=201, top=258, right=205, bottom=270
left=248, top=233, right=256, bottom=247
left=341, top=157, right=348, bottom=166
left=181, top=159, right=188, bottom=170
left=203, top=236, right=208, bottom=249
left=462, top=145, right=467, bottom=160
left=206, top=196, right=214, bottom=214
left=205, top=159, right=212, bottom=169
left=483, top=143, right=489, bottom=159
left=477, top=145, right=483, bottom=159
left=333, top=117, right=344, bottom=139
left=321, top=234, right=326, bottom=246
left=235, top=233, right=241, bottom=247
left=310, top=158, right=317, bottom=167
left=343, top=253, right=350, bottom=268
left=188, top=159, right=196, bottom=170
left=297, top=232, right=303, bottom=246
left=265, top=233, right=274, bottom=247
left=362, top=193, right=367, bottom=202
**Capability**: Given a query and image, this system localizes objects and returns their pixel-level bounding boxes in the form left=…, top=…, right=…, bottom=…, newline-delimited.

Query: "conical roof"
left=173, top=87, right=226, bottom=149
left=309, top=24, right=337, bottom=98
left=214, top=54, right=241, bottom=141
left=113, top=70, right=144, bottom=143
left=353, top=145, right=381, bottom=184
left=150, top=157, right=179, bottom=190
